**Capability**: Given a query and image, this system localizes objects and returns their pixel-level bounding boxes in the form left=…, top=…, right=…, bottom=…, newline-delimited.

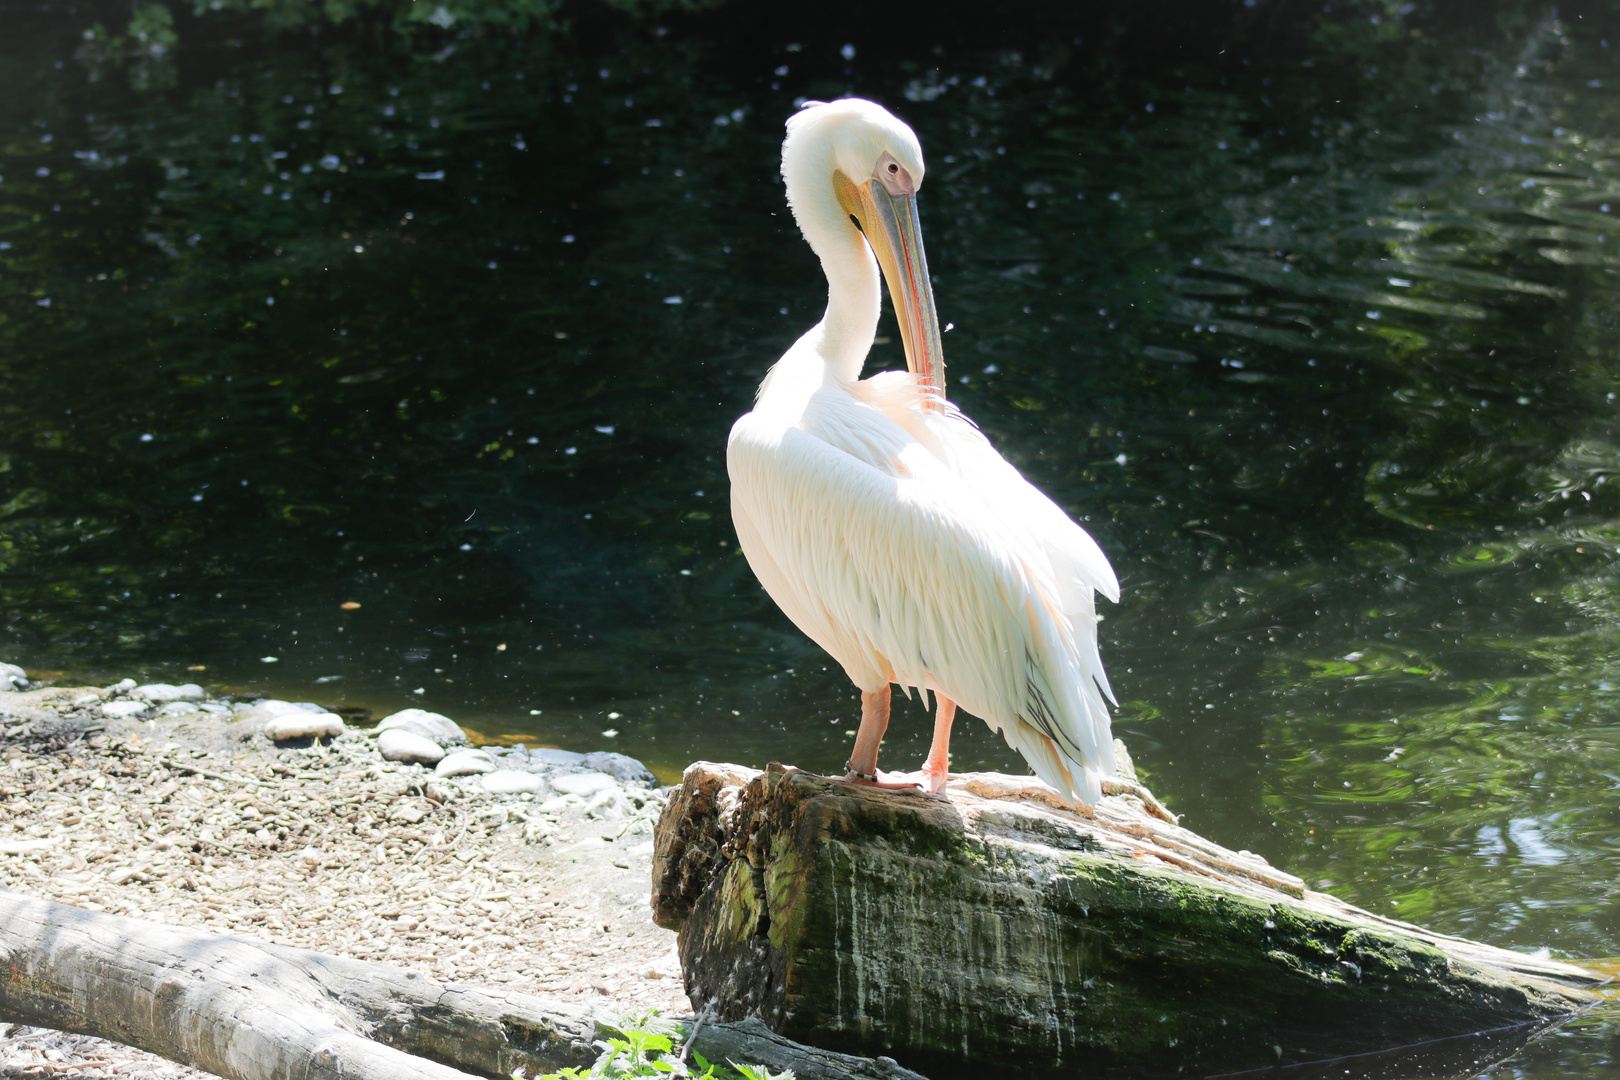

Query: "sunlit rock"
left=377, top=728, right=445, bottom=764
left=375, top=708, right=467, bottom=746
left=264, top=711, right=346, bottom=741
left=133, top=683, right=205, bottom=703
left=584, top=750, right=656, bottom=784
left=480, top=769, right=546, bottom=795
left=435, top=748, right=497, bottom=777
left=551, top=772, right=618, bottom=797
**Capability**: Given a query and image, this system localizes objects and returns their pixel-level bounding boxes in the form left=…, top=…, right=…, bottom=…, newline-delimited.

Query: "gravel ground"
left=0, top=681, right=690, bottom=1079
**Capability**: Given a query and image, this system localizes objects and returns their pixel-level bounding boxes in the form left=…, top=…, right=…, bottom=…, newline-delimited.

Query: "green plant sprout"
left=516, top=1011, right=793, bottom=1080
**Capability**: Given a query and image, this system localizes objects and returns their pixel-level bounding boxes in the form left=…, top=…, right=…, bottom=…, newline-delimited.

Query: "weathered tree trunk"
left=651, top=763, right=1604, bottom=1080
left=0, top=890, right=925, bottom=1080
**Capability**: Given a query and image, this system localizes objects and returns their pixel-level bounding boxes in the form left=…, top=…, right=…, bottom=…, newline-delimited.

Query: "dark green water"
left=5, top=3, right=1620, bottom=1071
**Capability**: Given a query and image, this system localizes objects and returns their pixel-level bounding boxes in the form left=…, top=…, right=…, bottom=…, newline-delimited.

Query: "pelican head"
left=782, top=99, right=946, bottom=400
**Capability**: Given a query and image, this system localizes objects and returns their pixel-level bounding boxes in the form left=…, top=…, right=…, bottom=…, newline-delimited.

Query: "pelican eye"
left=887, top=162, right=899, bottom=174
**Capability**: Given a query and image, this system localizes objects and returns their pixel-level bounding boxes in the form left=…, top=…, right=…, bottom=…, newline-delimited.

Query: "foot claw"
left=843, top=770, right=923, bottom=791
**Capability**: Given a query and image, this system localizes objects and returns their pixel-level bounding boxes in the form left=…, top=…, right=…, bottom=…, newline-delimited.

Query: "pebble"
left=105, top=678, right=136, bottom=693
left=376, top=708, right=468, bottom=746
left=436, top=748, right=497, bottom=778
left=0, top=662, right=26, bottom=691
left=481, top=770, right=547, bottom=795
left=265, top=711, right=346, bottom=741
left=134, top=682, right=206, bottom=703
left=377, top=728, right=446, bottom=764
left=551, top=772, right=619, bottom=798
left=101, top=700, right=149, bottom=718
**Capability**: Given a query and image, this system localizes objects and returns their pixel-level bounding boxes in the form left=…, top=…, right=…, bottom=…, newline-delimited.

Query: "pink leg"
left=920, top=695, right=957, bottom=793
left=844, top=688, right=920, bottom=789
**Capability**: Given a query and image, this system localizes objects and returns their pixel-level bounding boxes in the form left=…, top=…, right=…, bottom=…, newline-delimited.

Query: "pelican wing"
left=729, top=406, right=1116, bottom=805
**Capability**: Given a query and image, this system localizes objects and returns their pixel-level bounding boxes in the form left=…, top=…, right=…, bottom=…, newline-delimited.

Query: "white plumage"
left=727, top=99, right=1121, bottom=808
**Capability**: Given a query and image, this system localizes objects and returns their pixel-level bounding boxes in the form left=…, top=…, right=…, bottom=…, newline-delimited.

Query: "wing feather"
left=729, top=398, right=1117, bottom=806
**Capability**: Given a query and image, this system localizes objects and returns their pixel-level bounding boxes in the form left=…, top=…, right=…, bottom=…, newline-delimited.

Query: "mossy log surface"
left=651, top=763, right=1603, bottom=1079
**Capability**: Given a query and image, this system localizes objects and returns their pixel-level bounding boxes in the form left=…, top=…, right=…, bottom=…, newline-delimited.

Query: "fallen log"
left=0, top=890, right=926, bottom=1080
left=651, top=762, right=1605, bottom=1080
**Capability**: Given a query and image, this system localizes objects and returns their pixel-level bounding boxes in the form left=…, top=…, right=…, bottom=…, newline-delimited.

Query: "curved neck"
left=784, top=151, right=880, bottom=384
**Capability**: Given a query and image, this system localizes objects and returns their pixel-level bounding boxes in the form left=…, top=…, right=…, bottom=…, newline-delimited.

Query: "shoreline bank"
left=0, top=666, right=689, bottom=1080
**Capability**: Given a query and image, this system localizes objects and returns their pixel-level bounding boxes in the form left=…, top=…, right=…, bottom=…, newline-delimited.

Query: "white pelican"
left=728, top=98, right=1134, bottom=812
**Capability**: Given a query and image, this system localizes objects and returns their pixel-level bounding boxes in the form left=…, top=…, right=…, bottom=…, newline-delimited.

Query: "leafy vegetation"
left=521, top=1013, right=792, bottom=1080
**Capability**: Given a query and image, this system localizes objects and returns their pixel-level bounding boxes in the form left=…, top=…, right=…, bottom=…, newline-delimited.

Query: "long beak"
left=836, top=170, right=947, bottom=405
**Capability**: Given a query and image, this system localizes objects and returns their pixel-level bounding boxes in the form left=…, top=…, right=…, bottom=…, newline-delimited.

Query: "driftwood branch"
left=0, top=890, right=926, bottom=1080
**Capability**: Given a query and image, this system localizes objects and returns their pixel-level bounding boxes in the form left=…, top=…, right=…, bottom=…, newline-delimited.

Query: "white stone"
left=435, top=749, right=496, bottom=778
left=159, top=701, right=202, bottom=715
left=134, top=683, right=205, bottom=703
left=239, top=699, right=324, bottom=723
left=265, top=712, right=346, bottom=741
left=585, top=787, right=627, bottom=820
left=105, top=678, right=135, bottom=692
left=0, top=663, right=26, bottom=691
left=100, top=701, right=149, bottom=718
left=538, top=794, right=580, bottom=813
left=480, top=770, right=546, bottom=795
left=377, top=728, right=445, bottom=764
left=391, top=802, right=430, bottom=824
left=550, top=772, right=618, bottom=797
left=376, top=708, right=467, bottom=746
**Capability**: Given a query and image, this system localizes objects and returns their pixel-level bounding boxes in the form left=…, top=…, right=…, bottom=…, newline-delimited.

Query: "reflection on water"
left=4, top=6, right=1620, bottom=1074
